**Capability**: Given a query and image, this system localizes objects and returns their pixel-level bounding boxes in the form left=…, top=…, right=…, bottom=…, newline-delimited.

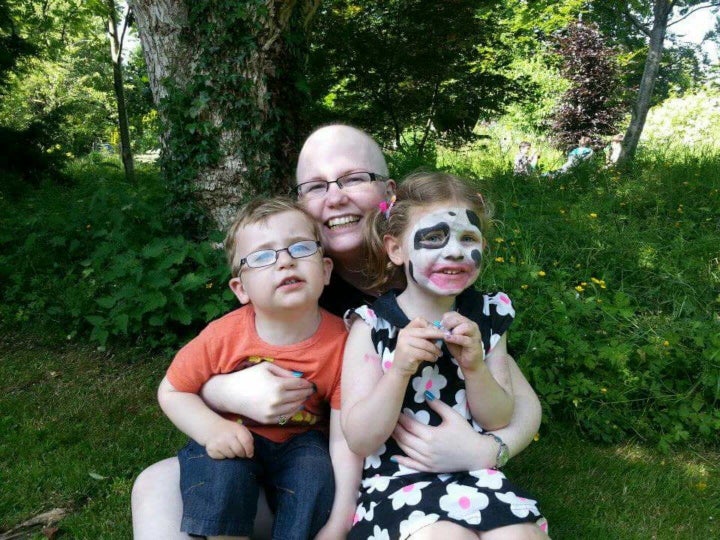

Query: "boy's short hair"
left=519, top=141, right=531, bottom=148
left=224, top=197, right=321, bottom=277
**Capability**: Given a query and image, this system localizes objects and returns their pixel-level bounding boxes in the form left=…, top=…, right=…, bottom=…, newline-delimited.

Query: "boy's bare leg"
left=132, top=457, right=274, bottom=540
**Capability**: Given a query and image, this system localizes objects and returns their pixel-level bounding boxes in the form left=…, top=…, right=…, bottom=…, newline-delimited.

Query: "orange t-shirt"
left=167, top=305, right=347, bottom=443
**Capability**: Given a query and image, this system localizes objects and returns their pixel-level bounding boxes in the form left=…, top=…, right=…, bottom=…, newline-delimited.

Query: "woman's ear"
left=384, top=178, right=396, bottom=198
left=229, top=276, right=250, bottom=305
left=384, top=234, right=404, bottom=266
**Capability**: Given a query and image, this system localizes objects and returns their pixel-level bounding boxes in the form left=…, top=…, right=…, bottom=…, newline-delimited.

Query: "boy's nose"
left=275, top=249, right=296, bottom=268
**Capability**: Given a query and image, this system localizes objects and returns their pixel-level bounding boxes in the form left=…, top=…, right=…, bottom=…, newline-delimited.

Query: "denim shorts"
left=179, top=429, right=334, bottom=539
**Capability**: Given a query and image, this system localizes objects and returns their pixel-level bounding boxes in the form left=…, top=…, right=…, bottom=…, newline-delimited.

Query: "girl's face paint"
left=404, top=206, right=483, bottom=296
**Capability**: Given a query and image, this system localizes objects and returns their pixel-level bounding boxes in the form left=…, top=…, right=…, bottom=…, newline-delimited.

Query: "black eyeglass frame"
left=295, top=171, right=389, bottom=199
left=238, top=240, right=323, bottom=272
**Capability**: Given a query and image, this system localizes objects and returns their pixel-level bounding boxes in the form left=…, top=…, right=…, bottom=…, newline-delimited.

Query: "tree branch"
left=624, top=8, right=651, bottom=36
left=668, top=2, right=720, bottom=27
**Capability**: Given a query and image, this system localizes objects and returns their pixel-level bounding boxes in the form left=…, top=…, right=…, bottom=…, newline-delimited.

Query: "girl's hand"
left=390, top=398, right=496, bottom=472
left=440, top=312, right=485, bottom=372
left=391, top=318, right=444, bottom=377
left=200, top=362, right=315, bottom=424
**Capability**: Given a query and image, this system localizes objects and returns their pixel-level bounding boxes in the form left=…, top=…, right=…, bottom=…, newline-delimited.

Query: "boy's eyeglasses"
left=240, top=240, right=322, bottom=270
left=296, top=171, right=388, bottom=200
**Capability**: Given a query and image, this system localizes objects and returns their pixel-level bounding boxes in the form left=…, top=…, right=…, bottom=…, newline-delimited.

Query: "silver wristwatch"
left=485, top=433, right=510, bottom=469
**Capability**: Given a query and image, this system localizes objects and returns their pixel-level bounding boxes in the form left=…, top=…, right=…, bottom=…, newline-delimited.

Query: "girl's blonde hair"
left=362, top=171, right=493, bottom=292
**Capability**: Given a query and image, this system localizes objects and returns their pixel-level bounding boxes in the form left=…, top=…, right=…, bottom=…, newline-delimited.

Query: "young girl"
left=341, top=172, right=548, bottom=539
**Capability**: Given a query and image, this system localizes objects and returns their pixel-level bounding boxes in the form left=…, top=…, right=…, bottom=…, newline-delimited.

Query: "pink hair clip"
left=378, top=195, right=396, bottom=219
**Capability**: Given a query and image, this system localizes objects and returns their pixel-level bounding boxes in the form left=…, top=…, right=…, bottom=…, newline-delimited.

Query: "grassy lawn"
left=0, top=333, right=717, bottom=539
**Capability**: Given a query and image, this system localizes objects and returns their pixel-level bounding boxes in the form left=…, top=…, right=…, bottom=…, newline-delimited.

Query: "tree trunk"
left=620, top=0, right=673, bottom=162
left=128, top=0, right=313, bottom=231
left=107, top=0, right=135, bottom=183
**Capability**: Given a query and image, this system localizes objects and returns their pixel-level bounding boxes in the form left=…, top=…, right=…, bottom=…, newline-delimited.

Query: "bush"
left=0, top=158, right=235, bottom=350
left=459, top=150, right=720, bottom=448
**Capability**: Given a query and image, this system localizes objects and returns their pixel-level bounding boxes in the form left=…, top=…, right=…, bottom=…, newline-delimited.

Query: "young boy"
left=158, top=197, right=359, bottom=540
left=513, top=141, right=540, bottom=175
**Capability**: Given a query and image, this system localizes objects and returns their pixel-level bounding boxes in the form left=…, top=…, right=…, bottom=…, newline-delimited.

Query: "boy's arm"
left=158, top=376, right=254, bottom=459
left=315, top=409, right=362, bottom=540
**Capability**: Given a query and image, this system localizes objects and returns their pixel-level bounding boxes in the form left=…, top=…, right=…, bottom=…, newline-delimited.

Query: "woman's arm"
left=315, top=410, right=363, bottom=539
left=389, top=355, right=541, bottom=471
left=199, top=361, right=315, bottom=423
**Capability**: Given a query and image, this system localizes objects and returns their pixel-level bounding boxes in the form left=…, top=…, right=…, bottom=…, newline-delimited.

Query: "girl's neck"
left=253, top=306, right=322, bottom=346
left=396, top=285, right=456, bottom=323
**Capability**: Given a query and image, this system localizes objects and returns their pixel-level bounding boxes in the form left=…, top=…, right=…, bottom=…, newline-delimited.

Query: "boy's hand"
left=440, top=312, right=485, bottom=372
left=204, top=418, right=254, bottom=459
left=391, top=318, right=444, bottom=377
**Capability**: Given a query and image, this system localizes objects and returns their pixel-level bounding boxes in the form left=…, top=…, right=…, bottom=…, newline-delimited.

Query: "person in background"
left=604, top=133, right=624, bottom=166
left=513, top=141, right=540, bottom=175
left=131, top=124, right=543, bottom=540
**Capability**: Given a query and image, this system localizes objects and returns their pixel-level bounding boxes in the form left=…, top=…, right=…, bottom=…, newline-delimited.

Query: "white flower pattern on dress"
left=368, top=525, right=390, bottom=540
left=411, top=365, right=447, bottom=403
left=398, top=510, right=440, bottom=540
left=388, top=481, right=432, bottom=510
left=402, top=407, right=431, bottom=425
left=353, top=501, right=379, bottom=525
left=439, top=484, right=489, bottom=525
left=495, top=491, right=541, bottom=518
left=363, top=474, right=391, bottom=493
left=364, top=443, right=386, bottom=470
left=470, top=468, right=505, bottom=490
left=451, top=388, right=471, bottom=419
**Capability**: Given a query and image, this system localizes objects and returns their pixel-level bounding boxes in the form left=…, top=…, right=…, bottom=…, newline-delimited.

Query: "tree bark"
left=107, top=0, right=135, bottom=183
left=128, top=0, right=313, bottom=231
left=620, top=0, right=673, bottom=162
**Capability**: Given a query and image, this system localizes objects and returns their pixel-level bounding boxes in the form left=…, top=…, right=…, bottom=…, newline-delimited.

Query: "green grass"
left=1, top=333, right=717, bottom=539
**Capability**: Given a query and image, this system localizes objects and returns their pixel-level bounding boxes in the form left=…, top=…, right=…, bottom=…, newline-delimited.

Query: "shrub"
left=0, top=158, right=235, bottom=350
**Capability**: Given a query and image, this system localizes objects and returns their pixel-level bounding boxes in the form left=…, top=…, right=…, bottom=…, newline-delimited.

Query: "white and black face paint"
left=406, top=206, right=483, bottom=296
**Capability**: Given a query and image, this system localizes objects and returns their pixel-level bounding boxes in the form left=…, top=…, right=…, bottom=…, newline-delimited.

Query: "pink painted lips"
left=426, top=264, right=476, bottom=290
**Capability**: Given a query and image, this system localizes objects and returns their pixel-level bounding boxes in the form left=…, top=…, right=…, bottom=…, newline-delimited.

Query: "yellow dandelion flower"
left=206, top=282, right=214, bottom=289
left=589, top=213, right=598, bottom=218
left=521, top=284, right=529, bottom=290
left=581, top=281, right=587, bottom=286
left=495, top=257, right=505, bottom=263
left=494, top=237, right=504, bottom=243
left=663, top=340, right=670, bottom=347
left=560, top=209, right=566, bottom=214
left=538, top=271, right=546, bottom=277
left=533, top=433, right=540, bottom=442
left=591, top=277, right=602, bottom=284
left=575, top=285, right=585, bottom=292
left=601, top=388, right=607, bottom=394
left=600, top=284, right=606, bottom=289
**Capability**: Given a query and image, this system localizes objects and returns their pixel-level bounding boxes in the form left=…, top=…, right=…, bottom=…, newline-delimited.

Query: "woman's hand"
left=390, top=398, right=497, bottom=472
left=391, top=318, right=444, bottom=377
left=200, top=362, right=315, bottom=424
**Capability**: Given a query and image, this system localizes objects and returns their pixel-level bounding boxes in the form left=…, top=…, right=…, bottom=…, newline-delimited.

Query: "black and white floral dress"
left=345, top=289, right=547, bottom=540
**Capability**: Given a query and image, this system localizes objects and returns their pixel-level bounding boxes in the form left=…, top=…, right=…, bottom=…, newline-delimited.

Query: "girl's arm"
left=341, top=318, right=443, bottom=457
left=158, top=376, right=254, bottom=459
left=315, top=410, right=363, bottom=540
left=441, top=313, right=513, bottom=430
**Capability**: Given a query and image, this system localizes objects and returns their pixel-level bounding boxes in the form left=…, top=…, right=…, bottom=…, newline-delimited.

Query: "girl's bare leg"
left=131, top=457, right=273, bottom=540
left=480, top=523, right=549, bottom=540
left=409, top=521, right=480, bottom=539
